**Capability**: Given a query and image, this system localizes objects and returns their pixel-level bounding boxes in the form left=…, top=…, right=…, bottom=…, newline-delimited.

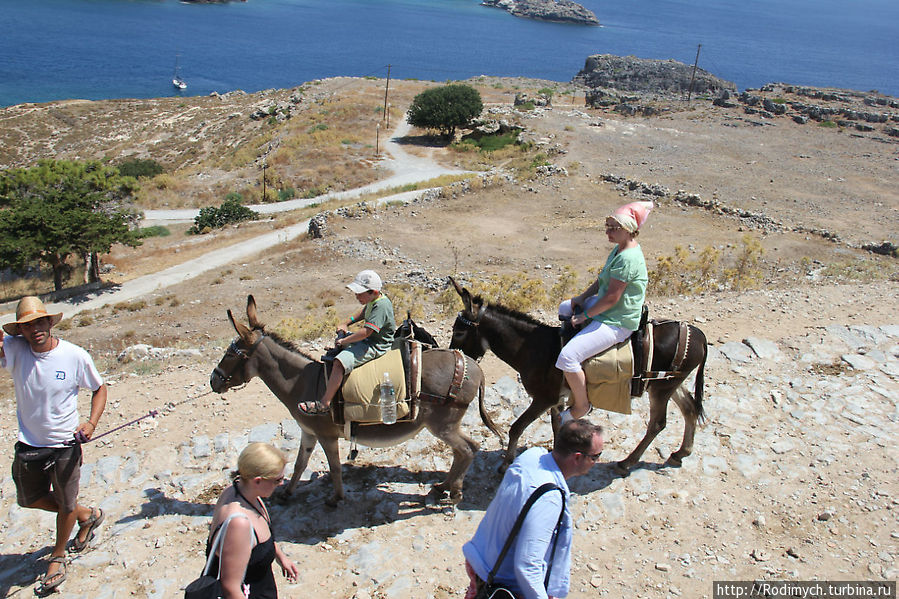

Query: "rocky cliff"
left=574, top=54, right=736, bottom=99
left=482, top=0, right=599, bottom=25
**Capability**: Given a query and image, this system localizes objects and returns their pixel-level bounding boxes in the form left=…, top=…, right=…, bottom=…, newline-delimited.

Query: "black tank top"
left=206, top=484, right=278, bottom=599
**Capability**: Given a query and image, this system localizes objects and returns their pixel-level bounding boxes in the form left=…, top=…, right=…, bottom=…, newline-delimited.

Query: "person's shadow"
left=0, top=549, right=53, bottom=597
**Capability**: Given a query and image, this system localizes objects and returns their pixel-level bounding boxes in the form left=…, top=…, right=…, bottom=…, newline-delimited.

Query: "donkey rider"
left=556, top=201, right=653, bottom=423
left=298, top=269, right=396, bottom=415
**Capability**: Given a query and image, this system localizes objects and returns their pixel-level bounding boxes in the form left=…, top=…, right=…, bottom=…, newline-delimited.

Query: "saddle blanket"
left=582, top=338, right=634, bottom=415
left=342, top=349, right=410, bottom=423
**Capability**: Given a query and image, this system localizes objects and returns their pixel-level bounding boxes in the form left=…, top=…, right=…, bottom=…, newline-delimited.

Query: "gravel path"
left=1, top=120, right=468, bottom=325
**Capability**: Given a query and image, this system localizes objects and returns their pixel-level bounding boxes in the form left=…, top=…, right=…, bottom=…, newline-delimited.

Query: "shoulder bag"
left=474, top=482, right=566, bottom=599
left=184, top=512, right=255, bottom=599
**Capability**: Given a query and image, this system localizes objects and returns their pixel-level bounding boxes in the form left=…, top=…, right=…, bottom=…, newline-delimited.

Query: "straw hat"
left=3, top=296, right=63, bottom=336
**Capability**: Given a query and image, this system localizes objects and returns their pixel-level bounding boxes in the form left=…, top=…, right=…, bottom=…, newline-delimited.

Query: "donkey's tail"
left=477, top=375, right=504, bottom=444
left=692, top=325, right=708, bottom=425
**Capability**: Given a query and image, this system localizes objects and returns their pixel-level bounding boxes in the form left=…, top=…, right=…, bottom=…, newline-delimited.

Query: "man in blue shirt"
left=463, top=420, right=603, bottom=599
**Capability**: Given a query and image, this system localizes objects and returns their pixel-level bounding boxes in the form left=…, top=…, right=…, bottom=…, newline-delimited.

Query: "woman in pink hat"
left=556, top=201, right=653, bottom=421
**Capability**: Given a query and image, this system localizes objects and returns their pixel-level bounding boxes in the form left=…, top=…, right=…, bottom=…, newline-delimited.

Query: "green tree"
left=0, top=159, right=143, bottom=291
left=406, top=84, right=484, bottom=138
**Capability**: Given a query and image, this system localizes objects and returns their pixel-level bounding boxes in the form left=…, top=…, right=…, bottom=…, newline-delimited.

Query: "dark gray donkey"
left=448, top=277, right=707, bottom=475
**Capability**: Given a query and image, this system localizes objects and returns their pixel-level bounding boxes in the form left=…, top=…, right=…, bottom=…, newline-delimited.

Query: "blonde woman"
left=207, top=443, right=298, bottom=599
left=557, top=201, right=653, bottom=422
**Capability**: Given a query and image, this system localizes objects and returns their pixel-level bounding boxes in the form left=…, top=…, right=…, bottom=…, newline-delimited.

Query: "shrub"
left=117, top=158, right=164, bottom=179
left=650, top=236, right=764, bottom=295
left=278, top=187, right=296, bottom=202
left=189, top=194, right=258, bottom=234
left=460, top=131, right=519, bottom=153
left=136, top=225, right=171, bottom=239
left=550, top=265, right=579, bottom=304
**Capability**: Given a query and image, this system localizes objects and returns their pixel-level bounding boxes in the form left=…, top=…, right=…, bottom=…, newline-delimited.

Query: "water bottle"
left=380, top=372, right=397, bottom=425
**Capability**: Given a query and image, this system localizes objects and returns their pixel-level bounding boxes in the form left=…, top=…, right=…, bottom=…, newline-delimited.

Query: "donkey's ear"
left=227, top=309, right=252, bottom=341
left=247, top=295, right=263, bottom=330
left=448, top=276, right=471, bottom=311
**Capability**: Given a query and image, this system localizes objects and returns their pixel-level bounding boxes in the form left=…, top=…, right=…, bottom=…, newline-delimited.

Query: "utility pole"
left=376, top=122, right=380, bottom=157
left=262, top=160, right=267, bottom=202
left=383, top=64, right=391, bottom=126
left=687, top=44, right=702, bottom=102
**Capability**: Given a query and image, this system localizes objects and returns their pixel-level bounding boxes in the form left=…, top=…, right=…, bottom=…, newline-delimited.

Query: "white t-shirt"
left=2, top=335, right=103, bottom=447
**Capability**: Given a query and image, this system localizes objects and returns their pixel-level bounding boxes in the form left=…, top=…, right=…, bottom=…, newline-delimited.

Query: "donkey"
left=211, top=295, right=500, bottom=505
left=448, top=278, right=708, bottom=474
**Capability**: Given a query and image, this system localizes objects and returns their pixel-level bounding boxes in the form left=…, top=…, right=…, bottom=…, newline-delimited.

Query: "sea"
left=1, top=0, right=897, bottom=107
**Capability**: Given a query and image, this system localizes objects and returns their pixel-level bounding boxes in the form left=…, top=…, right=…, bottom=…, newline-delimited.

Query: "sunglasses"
left=581, top=451, right=602, bottom=462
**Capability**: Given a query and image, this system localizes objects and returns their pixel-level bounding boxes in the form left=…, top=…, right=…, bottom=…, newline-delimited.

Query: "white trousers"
left=556, top=298, right=631, bottom=372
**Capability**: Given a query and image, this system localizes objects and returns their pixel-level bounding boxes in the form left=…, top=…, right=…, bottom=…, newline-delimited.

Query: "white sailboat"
left=172, top=54, right=187, bottom=90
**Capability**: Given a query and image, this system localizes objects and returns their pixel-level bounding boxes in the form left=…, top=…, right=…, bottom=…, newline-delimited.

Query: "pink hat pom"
left=612, top=201, right=654, bottom=232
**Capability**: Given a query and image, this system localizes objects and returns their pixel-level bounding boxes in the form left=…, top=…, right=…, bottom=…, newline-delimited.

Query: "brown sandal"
left=70, top=507, right=104, bottom=553
left=298, top=400, right=330, bottom=415
left=35, top=556, right=67, bottom=596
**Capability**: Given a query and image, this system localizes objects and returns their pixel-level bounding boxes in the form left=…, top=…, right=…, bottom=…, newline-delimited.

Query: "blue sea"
left=1, top=0, right=897, bottom=107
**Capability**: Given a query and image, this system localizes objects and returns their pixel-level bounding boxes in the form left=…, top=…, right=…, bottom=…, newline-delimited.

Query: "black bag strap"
left=485, top=482, right=566, bottom=589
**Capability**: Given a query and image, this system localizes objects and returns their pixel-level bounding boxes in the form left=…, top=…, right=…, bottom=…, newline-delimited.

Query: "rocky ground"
left=0, top=78, right=897, bottom=598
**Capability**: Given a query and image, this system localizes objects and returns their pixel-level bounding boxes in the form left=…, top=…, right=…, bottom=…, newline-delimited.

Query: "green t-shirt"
left=362, top=295, right=395, bottom=355
left=594, top=245, right=647, bottom=331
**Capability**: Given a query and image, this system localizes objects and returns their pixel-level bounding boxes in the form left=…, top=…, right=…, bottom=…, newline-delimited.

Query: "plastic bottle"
left=380, top=372, right=397, bottom=425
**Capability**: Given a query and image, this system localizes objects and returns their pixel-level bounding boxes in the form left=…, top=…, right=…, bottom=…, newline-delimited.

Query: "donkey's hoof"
left=666, top=455, right=683, bottom=467
left=324, top=495, right=342, bottom=508
left=613, top=461, right=631, bottom=476
left=429, top=484, right=461, bottom=505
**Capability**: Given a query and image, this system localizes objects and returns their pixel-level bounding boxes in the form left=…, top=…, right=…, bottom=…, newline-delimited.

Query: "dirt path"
left=142, top=120, right=469, bottom=225
left=1, top=121, right=469, bottom=325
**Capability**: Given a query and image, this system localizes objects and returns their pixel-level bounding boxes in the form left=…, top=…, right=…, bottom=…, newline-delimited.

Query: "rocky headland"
left=575, top=54, right=736, bottom=101
left=482, top=0, right=599, bottom=25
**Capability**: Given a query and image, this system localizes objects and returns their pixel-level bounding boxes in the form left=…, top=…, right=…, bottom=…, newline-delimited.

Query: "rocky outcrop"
left=575, top=54, right=736, bottom=100
left=709, top=84, right=899, bottom=138
left=482, top=0, right=599, bottom=25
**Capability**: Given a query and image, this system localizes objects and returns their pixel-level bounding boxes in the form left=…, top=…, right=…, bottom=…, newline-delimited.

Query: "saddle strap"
left=417, top=349, right=468, bottom=405
left=643, top=322, right=691, bottom=380
left=447, top=349, right=467, bottom=400
left=672, top=322, right=690, bottom=372
left=644, top=321, right=654, bottom=377
left=408, top=341, right=422, bottom=419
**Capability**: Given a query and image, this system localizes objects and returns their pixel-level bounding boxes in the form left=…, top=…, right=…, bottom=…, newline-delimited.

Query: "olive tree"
left=0, top=159, right=143, bottom=291
left=406, top=84, right=483, bottom=138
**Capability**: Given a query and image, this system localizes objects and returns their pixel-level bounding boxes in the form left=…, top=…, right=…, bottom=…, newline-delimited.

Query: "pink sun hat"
left=610, top=201, right=654, bottom=233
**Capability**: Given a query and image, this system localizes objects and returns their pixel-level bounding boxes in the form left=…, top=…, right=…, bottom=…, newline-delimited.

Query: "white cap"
left=347, top=269, right=382, bottom=293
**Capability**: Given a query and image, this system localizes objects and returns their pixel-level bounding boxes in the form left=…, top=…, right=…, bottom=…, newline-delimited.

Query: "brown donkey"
left=448, top=278, right=707, bottom=474
left=211, top=295, right=500, bottom=505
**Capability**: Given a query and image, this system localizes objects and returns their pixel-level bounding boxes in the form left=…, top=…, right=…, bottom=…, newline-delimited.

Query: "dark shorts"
left=12, top=442, right=82, bottom=512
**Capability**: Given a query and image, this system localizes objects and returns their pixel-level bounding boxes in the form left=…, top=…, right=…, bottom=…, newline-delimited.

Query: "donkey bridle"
left=213, top=332, right=265, bottom=386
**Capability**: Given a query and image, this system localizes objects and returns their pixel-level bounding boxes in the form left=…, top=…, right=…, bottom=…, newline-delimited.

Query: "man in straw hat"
left=1, top=296, right=107, bottom=594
